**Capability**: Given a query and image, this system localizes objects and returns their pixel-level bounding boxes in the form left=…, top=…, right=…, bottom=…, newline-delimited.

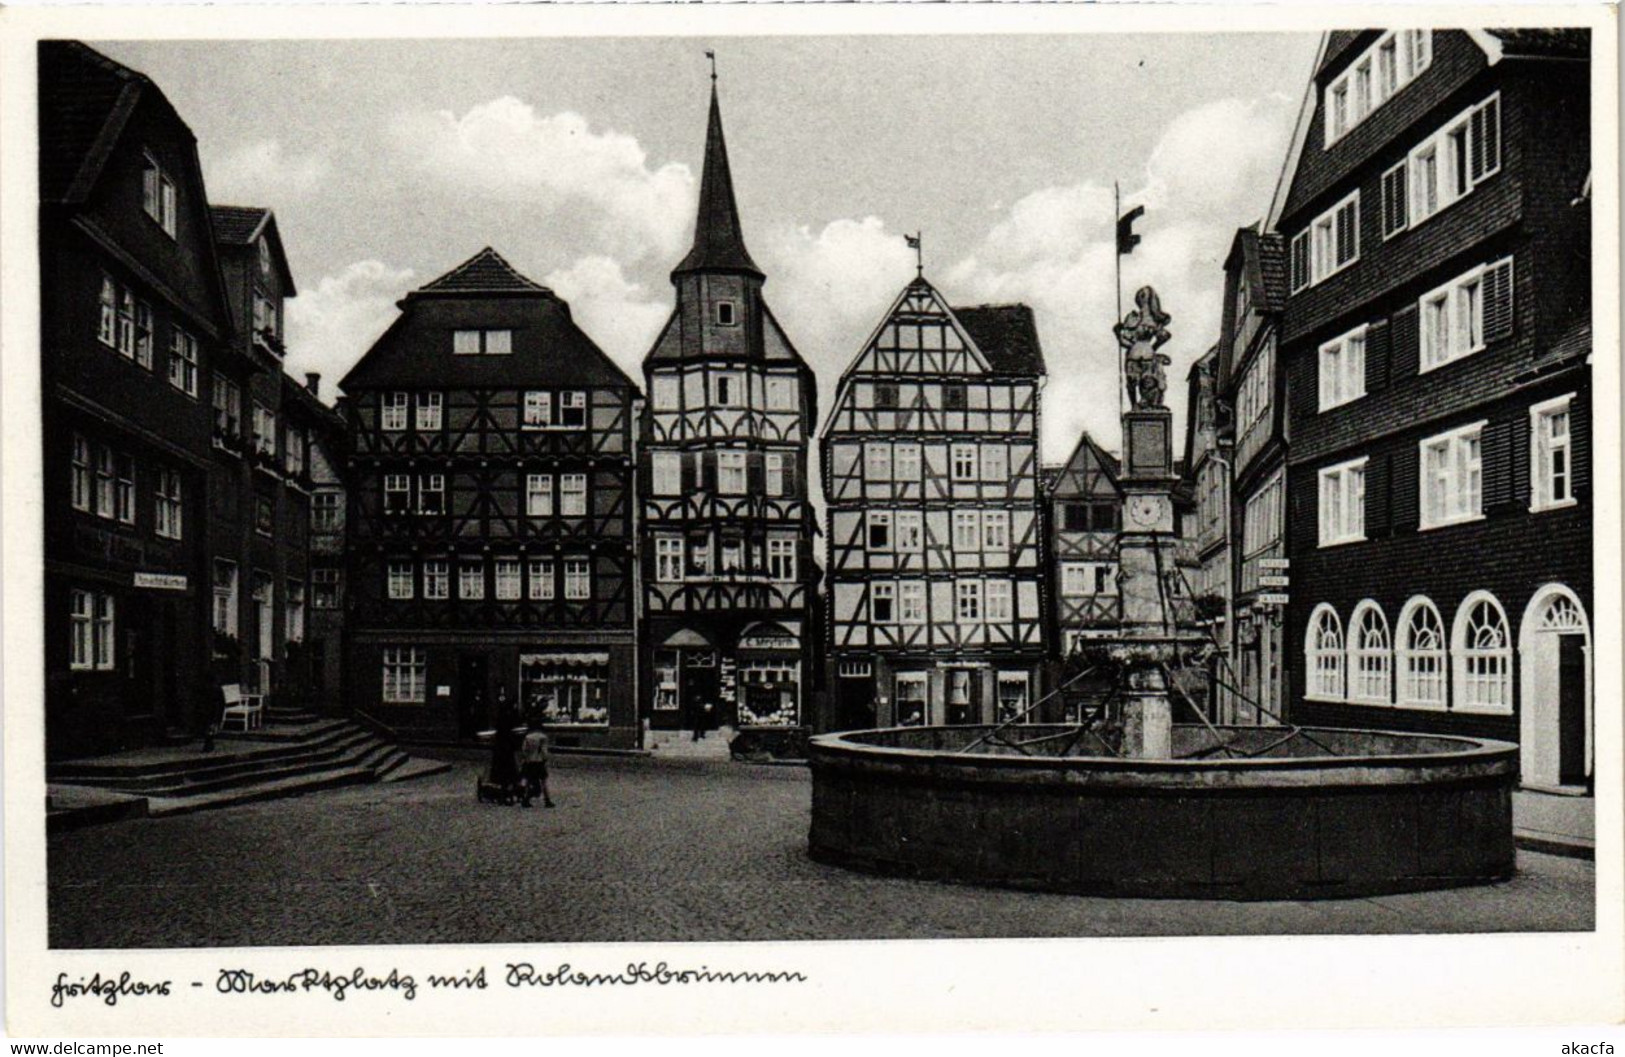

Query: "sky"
left=97, top=33, right=1321, bottom=463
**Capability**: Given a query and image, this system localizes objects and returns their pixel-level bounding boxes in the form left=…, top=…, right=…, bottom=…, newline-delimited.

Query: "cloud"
left=943, top=93, right=1294, bottom=460
left=284, top=260, right=416, bottom=397
left=543, top=256, right=671, bottom=382
left=392, top=98, right=694, bottom=263
left=203, top=140, right=331, bottom=202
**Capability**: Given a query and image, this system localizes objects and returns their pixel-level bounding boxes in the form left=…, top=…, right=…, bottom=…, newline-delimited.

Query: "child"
left=519, top=721, right=554, bottom=809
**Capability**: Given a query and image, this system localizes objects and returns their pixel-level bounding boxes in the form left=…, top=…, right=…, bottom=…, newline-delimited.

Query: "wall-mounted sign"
left=1260, top=558, right=1290, bottom=571
left=1257, top=593, right=1289, bottom=606
left=436, top=686, right=452, bottom=697
left=1259, top=574, right=1290, bottom=588
left=133, top=572, right=188, bottom=591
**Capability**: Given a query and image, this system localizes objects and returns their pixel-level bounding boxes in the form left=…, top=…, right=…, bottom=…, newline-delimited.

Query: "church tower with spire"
left=638, top=73, right=820, bottom=740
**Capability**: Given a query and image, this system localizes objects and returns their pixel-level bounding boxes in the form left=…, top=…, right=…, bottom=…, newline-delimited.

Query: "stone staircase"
left=646, top=728, right=734, bottom=761
left=47, top=717, right=450, bottom=829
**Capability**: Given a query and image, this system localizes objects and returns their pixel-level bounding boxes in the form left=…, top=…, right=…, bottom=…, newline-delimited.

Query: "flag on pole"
left=904, top=233, right=921, bottom=249
left=1116, top=204, right=1146, bottom=256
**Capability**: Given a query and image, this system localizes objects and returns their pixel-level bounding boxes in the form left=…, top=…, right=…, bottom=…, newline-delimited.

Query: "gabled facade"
left=1220, top=224, right=1289, bottom=725
left=1182, top=344, right=1231, bottom=640
left=822, top=277, right=1048, bottom=730
left=340, top=248, right=641, bottom=748
left=638, top=85, right=820, bottom=734
left=40, top=41, right=236, bottom=757
left=1046, top=432, right=1123, bottom=653
left=1272, top=29, right=1592, bottom=791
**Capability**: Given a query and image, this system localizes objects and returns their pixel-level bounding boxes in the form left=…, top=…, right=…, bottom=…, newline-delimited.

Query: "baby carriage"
left=474, top=726, right=525, bottom=805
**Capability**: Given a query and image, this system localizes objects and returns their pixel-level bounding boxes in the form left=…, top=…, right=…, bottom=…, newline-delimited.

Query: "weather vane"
left=705, top=49, right=717, bottom=83
left=905, top=231, right=923, bottom=278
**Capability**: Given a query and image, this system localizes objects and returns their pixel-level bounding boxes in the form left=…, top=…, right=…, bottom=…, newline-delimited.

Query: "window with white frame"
left=212, top=376, right=242, bottom=441
left=952, top=510, right=980, bottom=552
left=387, top=561, right=414, bottom=600
left=285, top=427, right=305, bottom=477
left=564, top=558, right=591, bottom=600
left=1309, top=192, right=1360, bottom=286
left=894, top=443, right=921, bottom=481
left=1400, top=94, right=1501, bottom=230
left=1237, top=338, right=1274, bottom=435
left=715, top=301, right=737, bottom=327
left=870, top=582, right=895, bottom=623
left=382, top=646, right=426, bottom=703
left=895, top=511, right=923, bottom=553
left=168, top=328, right=198, bottom=396
left=93, top=445, right=115, bottom=519
left=1242, top=470, right=1285, bottom=556
left=866, top=510, right=892, bottom=551
left=70, top=590, right=95, bottom=670
left=984, top=579, right=1012, bottom=622
left=996, top=672, right=1031, bottom=723
left=528, top=559, right=555, bottom=600
left=1306, top=604, right=1345, bottom=700
left=1324, top=30, right=1431, bottom=148
left=1348, top=601, right=1391, bottom=704
left=384, top=474, right=411, bottom=514
left=453, top=329, right=510, bottom=355
left=155, top=469, right=183, bottom=540
left=712, top=372, right=743, bottom=408
left=652, top=452, right=682, bottom=496
left=415, top=392, right=443, bottom=431
left=894, top=672, right=927, bottom=725
left=495, top=559, right=522, bottom=601
left=114, top=454, right=135, bottom=525
left=558, top=390, right=586, bottom=429
left=422, top=560, right=449, bottom=600
left=71, top=435, right=92, bottom=512
left=212, top=559, right=239, bottom=635
left=1420, top=422, right=1484, bottom=529
left=768, top=536, right=797, bottom=582
left=1454, top=593, right=1511, bottom=714
left=312, top=567, right=340, bottom=609
left=719, top=538, right=744, bottom=573
left=312, top=491, right=342, bottom=532
left=1420, top=259, right=1511, bottom=371
left=417, top=473, right=445, bottom=516
left=142, top=152, right=177, bottom=236
left=526, top=474, right=553, bottom=517
left=864, top=443, right=892, bottom=481
left=951, top=444, right=978, bottom=481
left=765, top=452, right=786, bottom=497
left=560, top=474, right=587, bottom=516
left=982, top=510, right=1010, bottom=553
left=135, top=298, right=154, bottom=368
left=521, top=391, right=551, bottom=430
left=980, top=445, right=1009, bottom=482
left=1531, top=394, right=1576, bottom=511
left=286, top=581, right=305, bottom=643
left=717, top=451, right=747, bottom=496
left=459, top=562, right=485, bottom=600
left=1396, top=597, right=1447, bottom=709
left=899, top=581, right=926, bottom=625
left=1318, top=324, right=1367, bottom=410
left=1061, top=561, right=1117, bottom=597
left=98, top=278, right=117, bottom=347
left=655, top=536, right=684, bottom=583
left=1381, top=161, right=1410, bottom=238
left=955, top=580, right=983, bottom=622
left=1317, top=457, right=1366, bottom=546
left=253, top=404, right=278, bottom=456
left=116, top=290, right=135, bottom=357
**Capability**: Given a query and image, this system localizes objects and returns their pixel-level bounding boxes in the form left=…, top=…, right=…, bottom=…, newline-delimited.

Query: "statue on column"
left=1115, top=285, right=1173, bottom=410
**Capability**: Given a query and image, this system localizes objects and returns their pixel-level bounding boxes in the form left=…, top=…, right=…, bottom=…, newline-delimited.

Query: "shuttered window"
left=1289, top=232, right=1310, bottom=293
left=1418, top=258, right=1513, bottom=372
left=1381, top=161, right=1409, bottom=238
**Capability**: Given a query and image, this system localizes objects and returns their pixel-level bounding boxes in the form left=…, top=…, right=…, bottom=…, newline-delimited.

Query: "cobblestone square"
left=48, top=755, right=1594, bottom=948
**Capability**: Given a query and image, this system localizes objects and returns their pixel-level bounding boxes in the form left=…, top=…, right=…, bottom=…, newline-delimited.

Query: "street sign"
left=1257, top=593, right=1289, bottom=606
left=133, top=572, right=188, bottom=591
left=1260, top=558, right=1290, bottom=571
left=1259, top=574, right=1290, bottom=588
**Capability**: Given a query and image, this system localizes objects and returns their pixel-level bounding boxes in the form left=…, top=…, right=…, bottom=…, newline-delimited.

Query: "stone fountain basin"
left=807, top=725, right=1518, bottom=900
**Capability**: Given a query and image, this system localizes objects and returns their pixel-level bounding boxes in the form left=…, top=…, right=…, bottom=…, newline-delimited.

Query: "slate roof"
left=209, top=205, right=269, bottom=244
left=1486, top=28, right=1591, bottom=58
left=954, top=303, right=1047, bottom=377
left=417, top=247, right=552, bottom=296
left=1317, top=29, right=1373, bottom=76
left=39, top=41, right=149, bottom=205
left=672, top=86, right=762, bottom=279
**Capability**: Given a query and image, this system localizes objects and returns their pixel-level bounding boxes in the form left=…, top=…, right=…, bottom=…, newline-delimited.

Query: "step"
left=138, top=743, right=379, bottom=797
left=144, top=766, right=377, bottom=818
left=56, top=728, right=376, bottom=794
left=48, top=720, right=355, bottom=780
left=380, top=757, right=453, bottom=784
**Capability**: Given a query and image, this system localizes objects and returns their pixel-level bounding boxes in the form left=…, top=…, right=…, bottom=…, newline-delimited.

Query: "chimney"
left=305, top=373, right=321, bottom=397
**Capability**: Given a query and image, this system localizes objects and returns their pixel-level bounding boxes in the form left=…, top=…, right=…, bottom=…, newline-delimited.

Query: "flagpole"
left=1114, top=181, right=1124, bottom=430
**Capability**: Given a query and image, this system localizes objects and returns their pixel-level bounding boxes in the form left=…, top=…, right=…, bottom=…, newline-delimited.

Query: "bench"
left=220, top=684, right=264, bottom=732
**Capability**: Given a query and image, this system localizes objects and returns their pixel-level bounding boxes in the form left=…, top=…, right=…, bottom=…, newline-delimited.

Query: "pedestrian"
left=489, top=688, right=521, bottom=801
left=692, top=700, right=714, bottom=742
left=520, top=720, right=554, bottom=808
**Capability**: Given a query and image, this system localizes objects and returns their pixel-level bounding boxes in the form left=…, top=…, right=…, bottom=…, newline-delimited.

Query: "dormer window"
left=716, top=301, right=737, bottom=327
left=453, top=329, right=512, bottom=355
left=142, top=152, right=177, bottom=237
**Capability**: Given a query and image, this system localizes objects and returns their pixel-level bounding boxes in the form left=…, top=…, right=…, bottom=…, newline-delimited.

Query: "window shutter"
left=1364, top=454, right=1391, bottom=539
left=1382, top=164, right=1409, bottom=236
left=1571, top=390, right=1590, bottom=500
left=1471, top=96, right=1500, bottom=181
left=1389, top=305, right=1420, bottom=379
left=1290, top=233, right=1309, bottom=292
left=1390, top=445, right=1420, bottom=533
left=1510, top=413, right=1531, bottom=507
left=1365, top=320, right=1391, bottom=394
left=1484, top=258, right=1515, bottom=343
left=747, top=451, right=765, bottom=496
left=782, top=459, right=799, bottom=498
left=1480, top=419, right=1515, bottom=512
left=680, top=452, right=697, bottom=494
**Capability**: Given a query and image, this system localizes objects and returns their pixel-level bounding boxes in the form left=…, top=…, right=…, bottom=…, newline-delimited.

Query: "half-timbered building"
left=1044, top=432, right=1122, bottom=720
left=1271, top=29, right=1592, bottom=791
left=40, top=41, right=234, bottom=757
left=340, top=248, right=641, bottom=749
left=822, top=277, right=1048, bottom=730
left=639, top=84, right=820, bottom=735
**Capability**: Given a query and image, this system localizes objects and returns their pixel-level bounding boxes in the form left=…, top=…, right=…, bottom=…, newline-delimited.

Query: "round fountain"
left=807, top=287, right=1518, bottom=900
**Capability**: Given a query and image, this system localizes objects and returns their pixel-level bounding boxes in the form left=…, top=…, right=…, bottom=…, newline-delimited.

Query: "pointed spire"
left=672, top=76, right=763, bottom=281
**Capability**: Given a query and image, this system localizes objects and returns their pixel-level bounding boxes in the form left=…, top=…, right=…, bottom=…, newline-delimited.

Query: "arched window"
left=1305, top=604, right=1345, bottom=701
left=1349, top=601, right=1391, bottom=704
left=1454, top=591, right=1512, bottom=714
left=1396, top=597, right=1447, bottom=709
